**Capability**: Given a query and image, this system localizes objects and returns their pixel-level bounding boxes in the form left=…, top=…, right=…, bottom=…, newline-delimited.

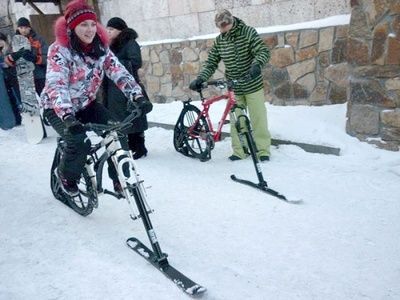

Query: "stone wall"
left=346, top=0, right=400, bottom=151
left=98, top=0, right=350, bottom=42
left=139, top=22, right=350, bottom=106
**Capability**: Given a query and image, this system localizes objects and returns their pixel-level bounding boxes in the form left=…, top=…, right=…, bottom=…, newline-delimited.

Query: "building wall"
left=97, top=0, right=350, bottom=42
left=2, top=1, right=351, bottom=42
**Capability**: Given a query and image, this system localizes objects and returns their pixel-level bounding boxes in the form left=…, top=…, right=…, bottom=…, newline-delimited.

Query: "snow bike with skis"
left=173, top=78, right=242, bottom=161
left=173, top=78, right=302, bottom=204
left=50, top=106, right=206, bottom=296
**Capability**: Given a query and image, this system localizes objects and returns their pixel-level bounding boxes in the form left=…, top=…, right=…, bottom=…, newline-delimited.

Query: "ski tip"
left=230, top=174, right=236, bottom=180
left=126, top=237, right=138, bottom=246
left=186, top=285, right=207, bottom=297
left=285, top=199, right=304, bottom=205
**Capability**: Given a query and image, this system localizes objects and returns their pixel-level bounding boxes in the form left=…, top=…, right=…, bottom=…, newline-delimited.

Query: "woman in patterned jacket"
left=41, top=0, right=152, bottom=197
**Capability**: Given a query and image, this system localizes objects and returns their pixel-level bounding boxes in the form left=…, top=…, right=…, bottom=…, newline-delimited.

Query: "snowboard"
left=0, top=62, right=16, bottom=130
left=12, top=35, right=45, bottom=144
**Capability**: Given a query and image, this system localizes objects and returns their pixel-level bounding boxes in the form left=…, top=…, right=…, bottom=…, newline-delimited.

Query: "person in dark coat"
left=104, top=17, right=151, bottom=159
left=0, top=32, right=22, bottom=125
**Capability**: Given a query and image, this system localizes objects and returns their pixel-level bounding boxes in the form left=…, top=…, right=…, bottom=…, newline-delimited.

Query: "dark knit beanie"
left=17, top=17, right=31, bottom=27
left=106, top=17, right=128, bottom=31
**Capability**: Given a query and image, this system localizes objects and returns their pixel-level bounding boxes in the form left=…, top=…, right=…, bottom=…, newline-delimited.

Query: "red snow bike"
left=173, top=78, right=245, bottom=162
left=173, top=78, right=302, bottom=204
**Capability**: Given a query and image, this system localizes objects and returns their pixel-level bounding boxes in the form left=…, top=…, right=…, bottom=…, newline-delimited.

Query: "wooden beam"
left=25, top=0, right=45, bottom=15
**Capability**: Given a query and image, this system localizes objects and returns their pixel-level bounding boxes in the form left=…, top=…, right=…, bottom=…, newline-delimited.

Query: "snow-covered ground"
left=1, top=102, right=399, bottom=300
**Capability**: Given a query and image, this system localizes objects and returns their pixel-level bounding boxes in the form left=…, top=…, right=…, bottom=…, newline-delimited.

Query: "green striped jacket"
left=198, top=17, right=270, bottom=95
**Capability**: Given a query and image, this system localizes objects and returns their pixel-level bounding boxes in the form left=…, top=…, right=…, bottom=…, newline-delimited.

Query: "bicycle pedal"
left=223, top=120, right=230, bottom=124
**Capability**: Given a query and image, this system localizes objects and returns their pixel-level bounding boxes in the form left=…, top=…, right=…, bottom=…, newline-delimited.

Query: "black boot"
left=129, top=132, right=148, bottom=160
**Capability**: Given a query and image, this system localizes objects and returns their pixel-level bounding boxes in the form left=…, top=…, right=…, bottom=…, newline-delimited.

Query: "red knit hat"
left=64, top=0, right=97, bottom=30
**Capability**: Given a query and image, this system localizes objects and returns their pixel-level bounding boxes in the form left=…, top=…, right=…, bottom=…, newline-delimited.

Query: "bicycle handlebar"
left=200, top=75, right=252, bottom=91
left=84, top=105, right=142, bottom=136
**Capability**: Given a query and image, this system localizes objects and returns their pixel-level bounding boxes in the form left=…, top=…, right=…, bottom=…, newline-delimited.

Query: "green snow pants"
left=230, top=88, right=271, bottom=159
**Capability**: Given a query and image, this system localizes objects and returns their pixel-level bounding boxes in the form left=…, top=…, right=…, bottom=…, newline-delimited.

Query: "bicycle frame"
left=197, top=88, right=236, bottom=143
left=174, top=78, right=250, bottom=161
left=84, top=130, right=152, bottom=221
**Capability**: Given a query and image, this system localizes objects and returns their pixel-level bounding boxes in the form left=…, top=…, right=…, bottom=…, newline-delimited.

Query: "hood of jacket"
left=54, top=16, right=109, bottom=48
left=220, top=17, right=245, bottom=40
left=110, top=28, right=138, bottom=53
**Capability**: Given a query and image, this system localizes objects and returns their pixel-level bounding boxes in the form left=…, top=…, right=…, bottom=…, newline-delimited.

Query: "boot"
left=129, top=132, right=148, bottom=160
left=56, top=168, right=79, bottom=197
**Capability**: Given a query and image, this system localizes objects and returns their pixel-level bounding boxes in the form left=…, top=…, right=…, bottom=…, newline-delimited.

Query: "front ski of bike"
left=230, top=174, right=303, bottom=204
left=122, top=157, right=206, bottom=296
left=126, top=237, right=206, bottom=296
left=231, top=114, right=303, bottom=204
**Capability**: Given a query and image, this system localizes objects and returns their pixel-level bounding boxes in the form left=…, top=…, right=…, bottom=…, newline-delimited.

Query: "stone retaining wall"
left=346, top=0, right=400, bottom=151
left=139, top=23, right=350, bottom=106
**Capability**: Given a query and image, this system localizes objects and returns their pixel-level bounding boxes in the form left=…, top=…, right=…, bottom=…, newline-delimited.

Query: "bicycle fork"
left=234, top=113, right=267, bottom=186
left=112, top=150, right=167, bottom=263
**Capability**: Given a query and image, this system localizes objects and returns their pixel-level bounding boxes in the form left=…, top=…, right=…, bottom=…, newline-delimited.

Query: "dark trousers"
left=44, top=102, right=128, bottom=182
left=34, top=78, right=45, bottom=96
left=6, top=84, right=22, bottom=125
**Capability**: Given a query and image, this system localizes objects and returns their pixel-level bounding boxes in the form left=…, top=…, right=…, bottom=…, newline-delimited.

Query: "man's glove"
left=128, top=95, right=153, bottom=114
left=21, top=49, right=36, bottom=62
left=9, top=48, right=25, bottom=61
left=189, top=77, right=204, bottom=91
left=248, top=64, right=261, bottom=79
left=63, top=114, right=85, bottom=135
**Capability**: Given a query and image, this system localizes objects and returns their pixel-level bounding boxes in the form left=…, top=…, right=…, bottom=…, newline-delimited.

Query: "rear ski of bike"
left=173, top=100, right=213, bottom=161
left=50, top=138, right=98, bottom=216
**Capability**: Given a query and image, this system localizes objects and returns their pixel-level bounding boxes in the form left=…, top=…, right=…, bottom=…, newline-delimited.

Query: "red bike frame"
left=194, top=88, right=237, bottom=143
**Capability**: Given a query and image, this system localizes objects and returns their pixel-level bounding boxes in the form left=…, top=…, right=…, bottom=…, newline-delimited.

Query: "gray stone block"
left=348, top=104, right=380, bottom=135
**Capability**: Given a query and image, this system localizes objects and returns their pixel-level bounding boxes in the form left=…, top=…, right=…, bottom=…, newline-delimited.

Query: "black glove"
left=22, top=49, right=36, bottom=62
left=63, top=114, right=85, bottom=135
left=10, top=48, right=25, bottom=61
left=248, top=64, right=261, bottom=79
left=129, top=95, right=153, bottom=114
left=189, top=77, right=204, bottom=91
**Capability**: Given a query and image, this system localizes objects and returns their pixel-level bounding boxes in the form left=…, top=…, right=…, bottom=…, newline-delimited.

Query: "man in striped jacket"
left=189, top=9, right=271, bottom=162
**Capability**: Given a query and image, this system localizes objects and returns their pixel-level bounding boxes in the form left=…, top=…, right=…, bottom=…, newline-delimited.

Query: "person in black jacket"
left=0, top=32, right=22, bottom=125
left=104, top=17, right=151, bottom=159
